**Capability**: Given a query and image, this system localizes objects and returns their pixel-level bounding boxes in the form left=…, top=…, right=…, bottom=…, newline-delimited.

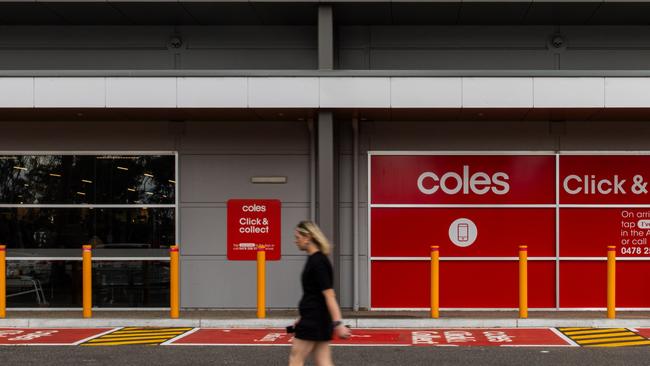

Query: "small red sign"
left=169, top=328, right=570, bottom=347
left=227, top=199, right=281, bottom=260
left=0, top=328, right=111, bottom=345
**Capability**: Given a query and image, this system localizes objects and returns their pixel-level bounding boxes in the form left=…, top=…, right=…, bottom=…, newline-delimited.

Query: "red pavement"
left=0, top=328, right=114, bottom=345
left=169, top=328, right=572, bottom=347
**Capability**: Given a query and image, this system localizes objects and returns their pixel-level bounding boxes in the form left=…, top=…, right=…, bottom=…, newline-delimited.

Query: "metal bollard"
left=257, top=244, right=266, bottom=319
left=170, top=245, right=180, bottom=319
left=82, top=245, right=92, bottom=318
left=0, top=244, right=5, bottom=319
left=607, top=246, right=616, bottom=319
left=430, top=245, right=439, bottom=319
left=519, top=245, right=528, bottom=319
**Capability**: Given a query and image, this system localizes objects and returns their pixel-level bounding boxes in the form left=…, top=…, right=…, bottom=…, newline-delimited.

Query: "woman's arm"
left=322, top=289, right=351, bottom=339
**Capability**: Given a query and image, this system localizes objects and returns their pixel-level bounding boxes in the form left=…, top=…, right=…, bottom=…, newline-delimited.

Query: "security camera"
left=168, top=36, right=183, bottom=49
left=551, top=36, right=564, bottom=49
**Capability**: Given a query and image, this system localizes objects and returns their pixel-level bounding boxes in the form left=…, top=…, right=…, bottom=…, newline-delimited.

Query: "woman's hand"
left=334, top=323, right=351, bottom=339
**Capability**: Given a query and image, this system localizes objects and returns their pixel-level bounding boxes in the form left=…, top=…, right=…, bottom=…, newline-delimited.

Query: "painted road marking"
left=81, top=327, right=194, bottom=346
left=168, top=328, right=571, bottom=347
left=558, top=327, right=650, bottom=347
left=0, top=328, right=113, bottom=345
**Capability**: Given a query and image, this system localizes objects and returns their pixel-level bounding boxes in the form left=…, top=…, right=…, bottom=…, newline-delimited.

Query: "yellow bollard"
left=607, top=246, right=616, bottom=319
left=82, top=245, right=92, bottom=318
left=170, top=245, right=180, bottom=319
left=257, top=244, right=266, bottom=319
left=430, top=245, right=439, bottom=319
left=0, top=245, right=5, bottom=319
left=519, top=245, right=528, bottom=319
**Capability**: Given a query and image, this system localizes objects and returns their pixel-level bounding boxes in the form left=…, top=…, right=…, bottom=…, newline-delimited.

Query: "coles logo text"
left=417, top=165, right=510, bottom=195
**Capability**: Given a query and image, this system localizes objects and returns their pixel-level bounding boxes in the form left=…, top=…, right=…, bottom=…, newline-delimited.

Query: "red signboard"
left=372, top=208, right=555, bottom=257
left=560, top=156, right=650, bottom=204
left=227, top=199, right=281, bottom=260
left=370, top=153, right=650, bottom=309
left=170, top=328, right=570, bottom=347
left=0, top=328, right=111, bottom=345
left=371, top=155, right=555, bottom=204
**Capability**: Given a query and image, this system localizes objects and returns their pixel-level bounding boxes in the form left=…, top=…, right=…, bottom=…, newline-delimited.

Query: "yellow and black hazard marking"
left=558, top=327, right=650, bottom=347
left=81, top=327, right=193, bottom=346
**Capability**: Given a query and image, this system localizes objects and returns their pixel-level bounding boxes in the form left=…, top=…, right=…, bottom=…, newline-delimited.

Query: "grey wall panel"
left=368, top=26, right=552, bottom=48
left=339, top=153, right=368, bottom=205
left=184, top=26, right=316, bottom=49
left=339, top=26, right=369, bottom=48
left=560, top=51, right=650, bottom=70
left=561, top=121, right=650, bottom=150
left=370, top=50, right=555, bottom=70
left=561, top=26, right=650, bottom=48
left=338, top=49, right=369, bottom=70
left=180, top=155, right=309, bottom=203
left=0, top=50, right=174, bottom=70
left=0, top=121, right=176, bottom=151
left=180, top=121, right=309, bottom=154
left=180, top=206, right=309, bottom=256
left=338, top=255, right=368, bottom=308
left=0, top=26, right=171, bottom=48
left=366, top=121, right=555, bottom=151
left=180, top=49, right=316, bottom=69
left=338, top=205, right=368, bottom=258
left=181, top=256, right=305, bottom=308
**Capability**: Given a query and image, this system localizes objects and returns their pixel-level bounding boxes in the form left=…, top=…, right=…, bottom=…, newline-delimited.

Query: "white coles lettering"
left=417, top=165, right=510, bottom=196
left=242, top=204, right=266, bottom=212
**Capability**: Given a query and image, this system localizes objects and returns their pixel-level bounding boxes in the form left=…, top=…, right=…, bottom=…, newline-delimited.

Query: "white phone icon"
left=457, top=223, right=469, bottom=242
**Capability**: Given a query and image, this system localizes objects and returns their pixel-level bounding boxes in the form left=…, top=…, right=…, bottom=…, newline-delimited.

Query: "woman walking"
left=289, top=220, right=351, bottom=366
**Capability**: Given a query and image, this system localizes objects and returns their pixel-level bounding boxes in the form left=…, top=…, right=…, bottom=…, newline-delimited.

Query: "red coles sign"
left=369, top=153, right=650, bottom=310
left=227, top=199, right=281, bottom=260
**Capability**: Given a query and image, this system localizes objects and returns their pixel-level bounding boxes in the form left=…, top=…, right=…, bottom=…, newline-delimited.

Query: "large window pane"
left=94, top=261, right=169, bottom=307
left=0, top=155, right=175, bottom=204
left=6, top=260, right=170, bottom=308
left=6, top=260, right=82, bottom=308
left=0, top=208, right=175, bottom=250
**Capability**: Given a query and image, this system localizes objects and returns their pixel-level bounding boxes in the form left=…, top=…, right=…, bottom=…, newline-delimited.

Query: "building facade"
left=1, top=1, right=650, bottom=310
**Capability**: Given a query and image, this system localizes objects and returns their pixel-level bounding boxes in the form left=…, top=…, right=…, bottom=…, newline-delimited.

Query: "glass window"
left=2, top=153, right=176, bottom=308
left=0, top=155, right=175, bottom=204
left=6, top=260, right=82, bottom=308
left=6, top=260, right=170, bottom=308
left=0, top=208, right=175, bottom=250
left=94, top=261, right=169, bottom=308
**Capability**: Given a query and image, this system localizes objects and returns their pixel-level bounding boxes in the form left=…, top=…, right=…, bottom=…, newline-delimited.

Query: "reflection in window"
left=0, top=208, right=175, bottom=250
left=6, top=260, right=169, bottom=308
left=0, top=155, right=175, bottom=204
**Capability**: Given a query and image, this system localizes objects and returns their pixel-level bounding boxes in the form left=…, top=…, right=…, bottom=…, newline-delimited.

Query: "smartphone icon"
left=457, top=223, right=469, bottom=242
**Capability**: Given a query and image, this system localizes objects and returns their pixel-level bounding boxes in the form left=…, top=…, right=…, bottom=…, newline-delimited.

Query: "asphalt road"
left=1, top=346, right=650, bottom=366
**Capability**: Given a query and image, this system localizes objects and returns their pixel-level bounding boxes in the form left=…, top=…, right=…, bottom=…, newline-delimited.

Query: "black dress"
left=295, top=251, right=334, bottom=341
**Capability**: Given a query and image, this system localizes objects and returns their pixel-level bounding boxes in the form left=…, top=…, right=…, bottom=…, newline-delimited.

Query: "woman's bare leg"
left=289, top=338, right=315, bottom=366
left=313, top=341, right=334, bottom=366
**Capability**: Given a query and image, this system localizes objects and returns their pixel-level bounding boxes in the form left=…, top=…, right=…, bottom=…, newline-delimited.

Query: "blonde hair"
left=296, top=220, right=332, bottom=255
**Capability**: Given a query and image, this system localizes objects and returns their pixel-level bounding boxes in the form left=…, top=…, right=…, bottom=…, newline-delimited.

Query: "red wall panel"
left=371, top=261, right=555, bottom=308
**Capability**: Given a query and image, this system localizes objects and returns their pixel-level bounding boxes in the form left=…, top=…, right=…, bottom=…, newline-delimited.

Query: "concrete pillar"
left=318, top=5, right=334, bottom=70
left=317, top=111, right=339, bottom=289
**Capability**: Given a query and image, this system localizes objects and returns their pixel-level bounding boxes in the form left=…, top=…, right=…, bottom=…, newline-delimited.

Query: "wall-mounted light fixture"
left=250, top=176, right=288, bottom=184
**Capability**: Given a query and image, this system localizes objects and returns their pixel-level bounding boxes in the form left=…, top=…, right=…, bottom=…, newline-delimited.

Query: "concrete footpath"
left=2, top=310, right=650, bottom=328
